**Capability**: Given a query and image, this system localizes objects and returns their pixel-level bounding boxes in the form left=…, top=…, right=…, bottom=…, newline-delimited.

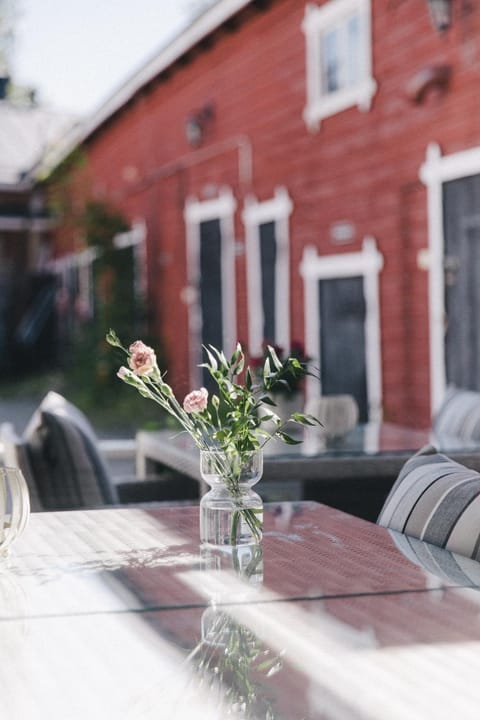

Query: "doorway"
left=443, top=175, right=480, bottom=391
left=301, top=237, right=383, bottom=421
left=420, top=142, right=480, bottom=412
left=319, top=275, right=368, bottom=421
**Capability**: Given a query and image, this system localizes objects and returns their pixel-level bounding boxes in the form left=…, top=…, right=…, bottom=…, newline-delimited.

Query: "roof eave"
left=34, top=0, right=254, bottom=181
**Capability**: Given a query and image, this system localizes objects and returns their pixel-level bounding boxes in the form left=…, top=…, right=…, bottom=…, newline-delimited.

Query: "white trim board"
left=243, top=187, right=293, bottom=356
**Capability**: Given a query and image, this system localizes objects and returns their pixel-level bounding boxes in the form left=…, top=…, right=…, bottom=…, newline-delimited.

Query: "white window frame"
left=243, top=187, right=293, bottom=357
left=300, top=236, right=383, bottom=420
left=49, top=218, right=148, bottom=322
left=49, top=248, right=96, bottom=321
left=184, top=189, right=237, bottom=387
left=420, top=142, right=480, bottom=415
left=302, top=0, right=377, bottom=131
left=114, top=218, right=148, bottom=302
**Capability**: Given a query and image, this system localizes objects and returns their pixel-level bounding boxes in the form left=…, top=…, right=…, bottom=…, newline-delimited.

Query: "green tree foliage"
left=68, top=201, right=144, bottom=410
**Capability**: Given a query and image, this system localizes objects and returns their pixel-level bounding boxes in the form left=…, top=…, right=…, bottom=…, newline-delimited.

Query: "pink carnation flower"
left=183, top=387, right=208, bottom=414
left=128, top=340, right=157, bottom=376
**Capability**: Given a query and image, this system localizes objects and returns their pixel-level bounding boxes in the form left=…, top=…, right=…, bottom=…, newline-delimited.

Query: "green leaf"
left=266, top=345, right=283, bottom=372
left=291, top=412, right=323, bottom=426
left=258, top=413, right=276, bottom=423
left=231, top=510, right=240, bottom=543
left=263, top=357, right=272, bottom=381
left=202, top=345, right=218, bottom=371
left=275, top=430, right=303, bottom=445
left=259, top=394, right=276, bottom=406
left=230, top=343, right=245, bottom=375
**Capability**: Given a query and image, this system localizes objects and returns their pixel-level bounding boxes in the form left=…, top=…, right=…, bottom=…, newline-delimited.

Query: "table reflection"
left=4, top=504, right=480, bottom=718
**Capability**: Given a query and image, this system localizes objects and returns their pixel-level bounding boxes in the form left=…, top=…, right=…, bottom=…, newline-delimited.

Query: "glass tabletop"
left=2, top=502, right=480, bottom=718
left=3, top=502, right=480, bottom=620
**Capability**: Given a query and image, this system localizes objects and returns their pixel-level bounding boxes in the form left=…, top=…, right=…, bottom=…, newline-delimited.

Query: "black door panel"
left=319, top=276, right=368, bottom=421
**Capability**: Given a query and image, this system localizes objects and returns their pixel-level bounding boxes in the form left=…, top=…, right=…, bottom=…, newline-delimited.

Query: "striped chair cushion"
left=390, top=531, right=480, bottom=587
left=377, top=446, right=480, bottom=560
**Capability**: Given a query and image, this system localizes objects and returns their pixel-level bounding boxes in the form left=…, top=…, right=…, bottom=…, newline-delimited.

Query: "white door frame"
left=420, top=142, right=480, bottom=414
left=300, top=236, right=384, bottom=421
left=243, top=186, right=293, bottom=356
left=184, top=188, right=237, bottom=387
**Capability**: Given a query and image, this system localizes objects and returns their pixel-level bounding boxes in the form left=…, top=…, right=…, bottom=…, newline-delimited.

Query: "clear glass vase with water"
left=199, top=449, right=263, bottom=546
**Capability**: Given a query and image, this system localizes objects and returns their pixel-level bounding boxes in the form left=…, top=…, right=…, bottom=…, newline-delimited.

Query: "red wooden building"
left=43, top=0, right=480, bottom=429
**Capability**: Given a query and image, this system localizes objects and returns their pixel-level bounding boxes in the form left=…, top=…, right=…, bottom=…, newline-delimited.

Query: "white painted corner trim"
left=420, top=141, right=480, bottom=415
left=300, top=236, right=384, bottom=421
left=243, top=187, right=293, bottom=356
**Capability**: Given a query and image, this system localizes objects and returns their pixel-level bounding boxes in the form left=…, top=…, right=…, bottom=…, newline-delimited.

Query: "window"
left=184, top=190, right=237, bottom=387
left=243, top=187, right=292, bottom=357
left=302, top=0, right=376, bottom=130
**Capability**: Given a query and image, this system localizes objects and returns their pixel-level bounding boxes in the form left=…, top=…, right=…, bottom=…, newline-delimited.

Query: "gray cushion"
left=24, top=392, right=117, bottom=509
left=378, top=445, right=480, bottom=560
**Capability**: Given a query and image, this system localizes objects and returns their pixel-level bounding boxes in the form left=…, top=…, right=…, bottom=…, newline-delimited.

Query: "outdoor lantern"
left=427, top=0, right=453, bottom=32
left=185, top=115, right=203, bottom=146
left=185, top=103, right=215, bottom=147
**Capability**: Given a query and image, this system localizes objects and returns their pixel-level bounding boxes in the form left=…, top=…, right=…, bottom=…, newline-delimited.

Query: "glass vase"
left=0, top=467, right=30, bottom=556
left=199, top=449, right=263, bottom=546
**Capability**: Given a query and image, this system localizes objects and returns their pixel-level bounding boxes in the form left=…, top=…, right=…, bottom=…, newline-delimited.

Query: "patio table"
left=135, top=424, right=480, bottom=520
left=2, top=501, right=480, bottom=718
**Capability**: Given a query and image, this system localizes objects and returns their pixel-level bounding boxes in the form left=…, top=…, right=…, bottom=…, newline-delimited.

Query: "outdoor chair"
left=305, top=394, right=359, bottom=440
left=1, top=391, right=198, bottom=511
left=432, top=386, right=480, bottom=444
left=377, top=444, right=480, bottom=561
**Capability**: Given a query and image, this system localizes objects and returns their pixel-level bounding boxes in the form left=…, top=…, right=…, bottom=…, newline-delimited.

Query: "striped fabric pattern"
left=433, top=386, right=480, bottom=442
left=377, top=446, right=480, bottom=560
left=389, top=530, right=480, bottom=587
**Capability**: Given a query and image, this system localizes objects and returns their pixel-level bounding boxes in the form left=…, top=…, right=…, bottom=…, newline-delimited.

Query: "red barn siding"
left=57, top=0, right=480, bottom=426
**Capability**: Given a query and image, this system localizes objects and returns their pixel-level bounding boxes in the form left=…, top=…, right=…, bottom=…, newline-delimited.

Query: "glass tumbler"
left=0, top=467, right=30, bottom=555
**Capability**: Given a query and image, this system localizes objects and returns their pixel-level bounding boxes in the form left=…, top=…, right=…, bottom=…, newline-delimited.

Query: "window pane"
left=347, top=14, right=361, bottom=87
left=322, top=28, right=340, bottom=93
left=199, top=219, right=223, bottom=390
left=259, top=221, right=276, bottom=343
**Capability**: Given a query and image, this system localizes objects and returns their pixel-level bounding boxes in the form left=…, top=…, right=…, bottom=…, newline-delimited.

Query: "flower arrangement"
left=106, top=330, right=319, bottom=543
left=250, top=341, right=311, bottom=398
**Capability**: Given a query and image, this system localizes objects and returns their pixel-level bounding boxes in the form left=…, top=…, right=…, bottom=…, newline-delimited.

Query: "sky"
left=10, top=0, right=211, bottom=117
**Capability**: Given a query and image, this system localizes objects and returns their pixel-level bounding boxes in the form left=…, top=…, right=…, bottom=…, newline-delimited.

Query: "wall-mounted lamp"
left=427, top=0, right=453, bottom=32
left=185, top=103, right=215, bottom=147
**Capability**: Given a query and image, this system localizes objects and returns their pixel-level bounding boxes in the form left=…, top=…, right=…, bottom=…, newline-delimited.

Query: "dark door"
left=199, top=218, right=223, bottom=389
left=319, top=276, right=368, bottom=421
left=444, top=175, right=480, bottom=390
